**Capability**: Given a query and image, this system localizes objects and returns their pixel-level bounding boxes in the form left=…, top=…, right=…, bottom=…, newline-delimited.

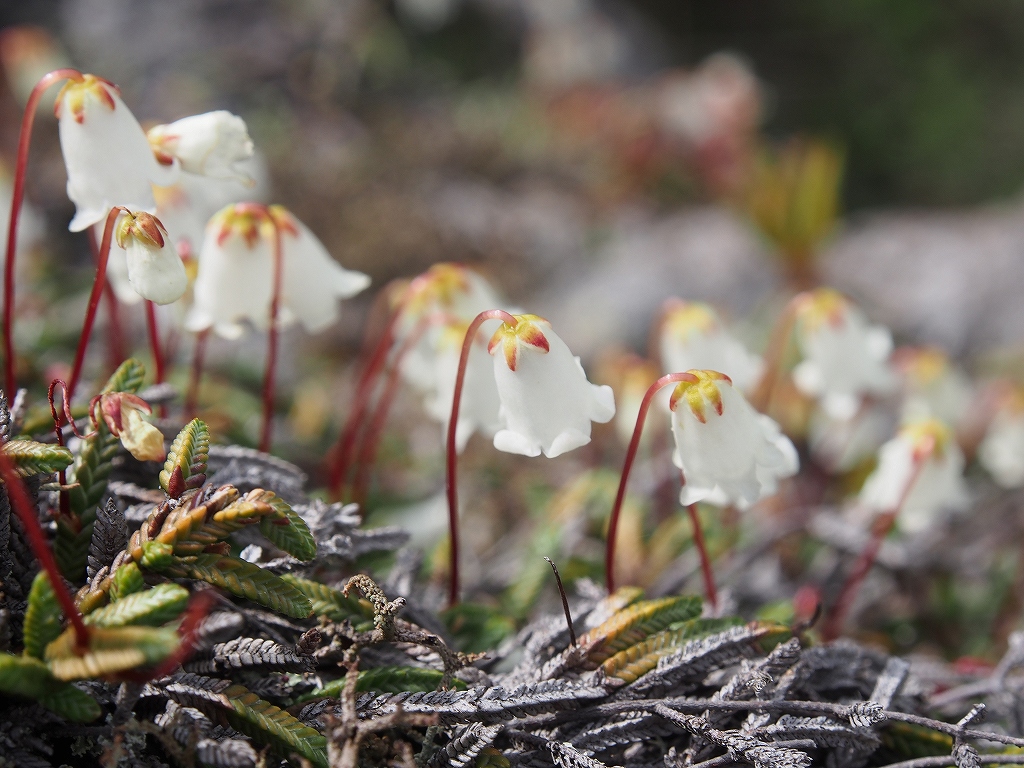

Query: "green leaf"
left=45, top=625, right=179, bottom=680
left=222, top=684, right=328, bottom=767
left=580, top=595, right=703, bottom=664
left=170, top=555, right=312, bottom=619
left=140, top=541, right=174, bottom=570
left=1, top=438, right=73, bottom=477
left=257, top=492, right=316, bottom=562
left=281, top=574, right=371, bottom=623
left=160, top=418, right=209, bottom=496
left=110, top=562, right=146, bottom=601
left=0, top=653, right=101, bottom=722
left=101, top=358, right=147, bottom=395
left=601, top=616, right=744, bottom=682
left=23, top=572, right=64, bottom=659
left=84, top=583, right=189, bottom=628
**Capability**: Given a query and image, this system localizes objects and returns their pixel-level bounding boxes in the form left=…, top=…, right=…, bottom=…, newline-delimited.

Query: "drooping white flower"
left=979, top=390, right=1024, bottom=489
left=892, top=346, right=972, bottom=428
left=148, top=111, right=254, bottom=184
left=111, top=210, right=187, bottom=305
left=56, top=74, right=175, bottom=232
left=670, top=369, right=798, bottom=509
left=792, top=288, right=895, bottom=421
left=423, top=318, right=503, bottom=452
left=489, top=314, right=615, bottom=458
left=96, top=392, right=165, bottom=462
left=659, top=299, right=763, bottom=394
left=186, top=203, right=370, bottom=339
left=859, top=418, right=968, bottom=534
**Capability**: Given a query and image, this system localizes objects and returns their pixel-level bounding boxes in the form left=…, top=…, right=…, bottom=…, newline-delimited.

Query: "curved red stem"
left=821, top=451, right=929, bottom=641
left=259, top=213, right=283, bottom=453
left=326, top=283, right=408, bottom=499
left=604, top=371, right=699, bottom=594
left=0, top=443, right=89, bottom=650
left=349, top=316, right=433, bottom=506
left=86, top=227, right=126, bottom=378
left=2, top=68, right=84, bottom=396
left=445, top=309, right=517, bottom=607
left=686, top=502, right=718, bottom=611
left=144, top=301, right=166, bottom=417
left=68, top=207, right=123, bottom=402
left=185, top=329, right=209, bottom=419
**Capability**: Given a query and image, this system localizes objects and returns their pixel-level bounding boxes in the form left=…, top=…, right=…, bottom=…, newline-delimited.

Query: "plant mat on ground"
left=0, top=364, right=1022, bottom=768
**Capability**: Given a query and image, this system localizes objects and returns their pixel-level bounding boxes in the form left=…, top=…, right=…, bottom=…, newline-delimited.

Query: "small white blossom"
left=56, top=74, right=174, bottom=232
left=893, top=346, right=972, bottom=427
left=859, top=419, right=968, bottom=534
left=423, top=318, right=503, bottom=452
left=792, top=288, right=895, bottom=421
left=670, top=369, right=798, bottom=508
left=148, top=111, right=254, bottom=183
left=186, top=204, right=370, bottom=339
left=659, top=300, right=763, bottom=394
left=979, top=392, right=1024, bottom=488
left=489, top=314, right=615, bottom=458
left=112, top=210, right=187, bottom=305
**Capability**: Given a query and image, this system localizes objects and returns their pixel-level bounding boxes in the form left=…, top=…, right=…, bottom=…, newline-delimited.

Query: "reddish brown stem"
left=445, top=309, right=518, bottom=608
left=821, top=453, right=929, bottom=640
left=2, top=68, right=84, bottom=396
left=185, top=329, right=209, bottom=419
left=47, top=379, right=85, bottom=524
left=605, top=371, right=699, bottom=593
left=86, top=227, right=126, bottom=377
left=144, top=301, right=166, bottom=417
left=0, top=443, right=89, bottom=650
left=349, top=317, right=433, bottom=505
left=259, top=213, right=283, bottom=453
left=68, top=208, right=123, bottom=402
left=686, top=502, right=719, bottom=611
left=325, top=283, right=409, bottom=499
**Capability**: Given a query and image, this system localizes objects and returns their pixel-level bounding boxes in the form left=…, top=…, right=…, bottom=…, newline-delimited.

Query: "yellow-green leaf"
left=84, top=583, right=189, bottom=628
left=0, top=653, right=101, bottom=722
left=23, top=572, right=64, bottom=659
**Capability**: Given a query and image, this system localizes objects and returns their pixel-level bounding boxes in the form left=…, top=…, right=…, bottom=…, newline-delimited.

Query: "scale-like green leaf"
left=581, top=595, right=703, bottom=664
left=160, top=418, right=209, bottom=496
left=281, top=574, right=371, bottom=622
left=110, top=561, right=146, bottom=601
left=1, top=438, right=73, bottom=477
left=601, top=617, right=744, bottom=682
left=23, top=572, right=63, bottom=659
left=257, top=492, right=316, bottom=562
left=222, top=684, right=328, bottom=767
left=0, top=653, right=101, bottom=721
left=45, top=625, right=179, bottom=680
left=84, top=583, right=189, bottom=628
left=171, top=555, right=312, bottom=619
left=101, top=358, right=147, bottom=395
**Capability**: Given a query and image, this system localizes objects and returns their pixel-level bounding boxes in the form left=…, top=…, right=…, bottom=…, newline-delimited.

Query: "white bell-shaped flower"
left=859, top=418, right=968, bottom=534
left=489, top=314, right=615, bottom=458
left=659, top=300, right=763, bottom=394
left=670, top=369, right=798, bottom=508
left=147, top=111, right=254, bottom=183
left=423, top=318, right=503, bottom=452
left=979, top=391, right=1024, bottom=489
left=110, top=211, right=188, bottom=306
left=893, top=346, right=972, bottom=428
left=56, top=74, right=174, bottom=232
left=792, top=288, right=895, bottom=421
left=186, top=204, right=370, bottom=339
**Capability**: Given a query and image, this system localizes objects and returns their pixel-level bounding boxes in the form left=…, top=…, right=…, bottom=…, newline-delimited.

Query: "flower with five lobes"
left=112, top=210, right=188, bottom=305
left=94, top=392, right=166, bottom=462
left=147, top=110, right=255, bottom=184
left=670, top=369, right=798, bottom=508
left=56, top=74, right=176, bottom=232
left=659, top=299, right=763, bottom=394
left=186, top=203, right=371, bottom=339
left=859, top=418, right=968, bottom=534
left=488, top=314, right=615, bottom=458
left=792, top=288, right=895, bottom=421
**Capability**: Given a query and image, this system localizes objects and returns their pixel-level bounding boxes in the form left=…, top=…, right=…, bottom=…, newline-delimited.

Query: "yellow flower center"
left=404, top=263, right=473, bottom=319
left=796, top=287, right=849, bottom=334
left=896, top=347, right=948, bottom=387
left=115, top=211, right=167, bottom=251
left=210, top=203, right=297, bottom=249
left=663, top=301, right=718, bottom=341
left=54, top=73, right=116, bottom=124
left=487, top=313, right=550, bottom=372
left=669, top=369, right=732, bottom=423
left=900, top=418, right=953, bottom=461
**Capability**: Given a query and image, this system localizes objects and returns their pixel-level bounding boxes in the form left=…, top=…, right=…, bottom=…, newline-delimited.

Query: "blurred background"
left=3, top=0, right=1024, bottom=656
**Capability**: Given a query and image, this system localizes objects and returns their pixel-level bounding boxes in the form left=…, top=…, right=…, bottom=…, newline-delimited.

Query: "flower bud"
left=113, top=211, right=187, bottom=305
left=147, top=111, right=254, bottom=183
left=670, top=369, right=798, bottom=508
left=489, top=314, right=615, bottom=458
left=96, top=393, right=165, bottom=462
